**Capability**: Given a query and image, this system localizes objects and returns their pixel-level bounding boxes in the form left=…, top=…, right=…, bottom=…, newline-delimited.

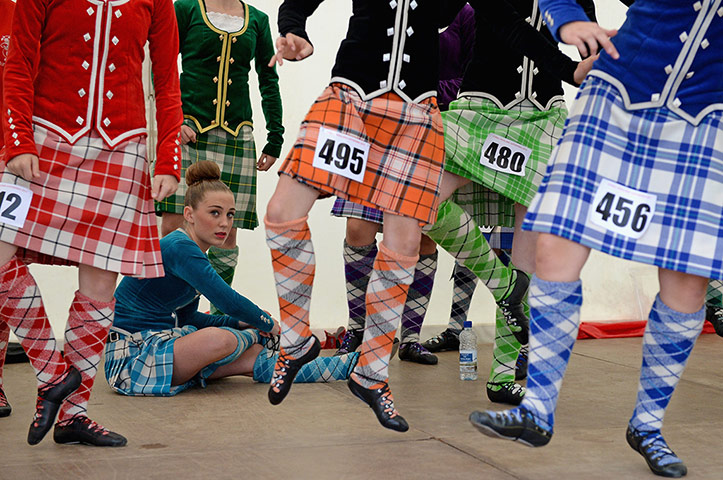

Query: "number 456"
left=595, top=192, right=651, bottom=233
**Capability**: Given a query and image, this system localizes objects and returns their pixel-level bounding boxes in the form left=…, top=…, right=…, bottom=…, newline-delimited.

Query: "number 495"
left=317, top=139, right=364, bottom=175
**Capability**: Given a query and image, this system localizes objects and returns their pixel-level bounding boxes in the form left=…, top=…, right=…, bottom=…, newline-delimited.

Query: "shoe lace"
left=32, top=396, right=45, bottom=425
left=58, top=416, right=110, bottom=436
left=504, top=382, right=525, bottom=396
left=337, top=330, right=358, bottom=353
left=409, top=342, right=430, bottom=355
left=495, top=408, right=524, bottom=425
left=0, top=388, right=8, bottom=407
left=270, top=353, right=292, bottom=392
left=516, top=346, right=529, bottom=367
left=376, top=383, right=399, bottom=418
left=640, top=432, right=677, bottom=462
left=430, top=330, right=455, bottom=345
left=498, top=302, right=522, bottom=331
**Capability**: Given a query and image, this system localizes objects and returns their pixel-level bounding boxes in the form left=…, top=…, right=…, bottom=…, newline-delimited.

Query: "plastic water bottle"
left=459, top=321, right=478, bottom=381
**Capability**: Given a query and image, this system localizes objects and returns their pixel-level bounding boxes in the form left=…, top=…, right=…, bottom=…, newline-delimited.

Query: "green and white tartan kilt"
left=443, top=96, right=567, bottom=209
left=452, top=181, right=516, bottom=228
left=155, top=121, right=259, bottom=229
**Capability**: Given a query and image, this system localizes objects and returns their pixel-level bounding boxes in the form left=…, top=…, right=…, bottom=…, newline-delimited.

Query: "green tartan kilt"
left=452, top=181, right=516, bottom=228
left=443, top=96, right=567, bottom=226
left=155, top=122, right=259, bottom=230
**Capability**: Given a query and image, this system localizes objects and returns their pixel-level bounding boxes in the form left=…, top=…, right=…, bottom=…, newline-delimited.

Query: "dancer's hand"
left=559, top=21, right=619, bottom=59
left=180, top=125, right=196, bottom=145
left=152, top=174, right=179, bottom=201
left=6, top=153, right=40, bottom=180
left=257, top=153, right=277, bottom=172
left=259, top=310, right=281, bottom=336
left=268, top=33, right=313, bottom=67
left=574, top=54, right=599, bottom=85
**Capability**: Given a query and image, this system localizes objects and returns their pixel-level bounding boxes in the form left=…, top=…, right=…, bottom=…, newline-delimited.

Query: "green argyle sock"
left=425, top=200, right=515, bottom=302
left=208, top=245, right=239, bottom=315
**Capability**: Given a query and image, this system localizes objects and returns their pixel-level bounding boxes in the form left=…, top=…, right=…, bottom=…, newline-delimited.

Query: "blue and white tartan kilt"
left=523, top=76, right=723, bottom=279
left=104, top=325, right=202, bottom=397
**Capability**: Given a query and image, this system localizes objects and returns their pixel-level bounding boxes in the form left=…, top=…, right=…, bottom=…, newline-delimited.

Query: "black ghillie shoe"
left=421, top=328, right=459, bottom=353
left=28, top=367, right=81, bottom=445
left=515, top=345, right=528, bottom=381
left=469, top=407, right=551, bottom=447
left=626, top=426, right=687, bottom=478
left=486, top=382, right=525, bottom=405
left=54, top=416, right=127, bottom=447
left=497, top=270, right=530, bottom=345
left=398, top=342, right=438, bottom=365
left=0, top=386, right=11, bottom=417
left=705, top=305, right=723, bottom=337
left=334, top=328, right=363, bottom=356
left=268, top=335, right=321, bottom=405
left=348, top=377, right=408, bottom=432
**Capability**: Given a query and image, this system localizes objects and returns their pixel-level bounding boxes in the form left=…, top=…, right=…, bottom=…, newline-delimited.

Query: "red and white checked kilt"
left=280, top=84, right=446, bottom=225
left=0, top=126, right=163, bottom=278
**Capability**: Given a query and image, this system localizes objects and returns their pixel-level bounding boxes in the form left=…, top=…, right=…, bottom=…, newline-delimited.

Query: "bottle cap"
left=463, top=320, right=472, bottom=329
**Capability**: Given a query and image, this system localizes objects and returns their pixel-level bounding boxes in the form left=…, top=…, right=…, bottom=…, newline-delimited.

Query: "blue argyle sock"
left=200, top=328, right=261, bottom=379
left=517, top=276, right=582, bottom=432
left=630, top=295, right=704, bottom=434
left=253, top=348, right=359, bottom=383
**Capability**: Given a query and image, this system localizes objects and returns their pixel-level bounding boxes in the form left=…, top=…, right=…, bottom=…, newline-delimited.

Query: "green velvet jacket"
left=175, top=0, right=283, bottom=157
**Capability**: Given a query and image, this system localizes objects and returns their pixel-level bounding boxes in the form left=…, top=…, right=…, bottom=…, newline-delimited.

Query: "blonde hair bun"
left=186, top=160, right=221, bottom=187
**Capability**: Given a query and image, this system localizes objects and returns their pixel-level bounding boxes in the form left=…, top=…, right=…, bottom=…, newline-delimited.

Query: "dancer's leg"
left=0, top=321, right=11, bottom=417
left=705, top=279, right=723, bottom=336
left=425, top=200, right=529, bottom=343
left=398, top=235, right=438, bottom=365
left=264, top=176, right=321, bottom=404
left=470, top=233, right=590, bottom=446
left=348, top=213, right=419, bottom=432
left=253, top=347, right=360, bottom=383
left=0, top=244, right=79, bottom=444
left=172, top=327, right=261, bottom=383
left=625, top=270, right=707, bottom=478
left=336, top=218, right=379, bottom=355
left=55, top=266, right=126, bottom=447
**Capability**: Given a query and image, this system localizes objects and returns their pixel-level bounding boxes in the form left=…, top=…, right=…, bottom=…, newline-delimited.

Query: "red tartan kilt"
left=0, top=126, right=164, bottom=278
left=280, top=84, right=445, bottom=225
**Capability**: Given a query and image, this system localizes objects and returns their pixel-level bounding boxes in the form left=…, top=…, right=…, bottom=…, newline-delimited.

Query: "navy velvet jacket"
left=540, top=0, right=723, bottom=125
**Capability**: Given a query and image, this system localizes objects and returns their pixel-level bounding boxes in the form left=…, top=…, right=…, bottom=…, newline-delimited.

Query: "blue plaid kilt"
left=104, top=326, right=204, bottom=396
left=523, top=76, right=723, bottom=279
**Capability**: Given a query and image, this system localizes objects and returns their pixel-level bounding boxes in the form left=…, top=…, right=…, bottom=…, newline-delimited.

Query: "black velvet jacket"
left=278, top=0, right=468, bottom=103
left=461, top=0, right=596, bottom=109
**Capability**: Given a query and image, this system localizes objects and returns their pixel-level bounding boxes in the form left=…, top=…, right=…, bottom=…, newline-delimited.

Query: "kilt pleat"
left=155, top=123, right=259, bottom=230
left=523, top=76, right=723, bottom=279
left=280, top=84, right=445, bottom=225
left=330, top=197, right=385, bottom=224
left=0, top=126, right=163, bottom=278
left=443, top=96, right=566, bottom=208
left=104, top=326, right=197, bottom=396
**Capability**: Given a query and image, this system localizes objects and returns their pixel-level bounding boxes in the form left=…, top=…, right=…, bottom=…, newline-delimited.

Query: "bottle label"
left=459, top=350, right=477, bottom=364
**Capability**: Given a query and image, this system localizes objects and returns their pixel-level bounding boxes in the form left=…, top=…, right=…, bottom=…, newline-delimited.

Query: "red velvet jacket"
left=0, top=0, right=15, bottom=156
left=2, top=0, right=183, bottom=179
